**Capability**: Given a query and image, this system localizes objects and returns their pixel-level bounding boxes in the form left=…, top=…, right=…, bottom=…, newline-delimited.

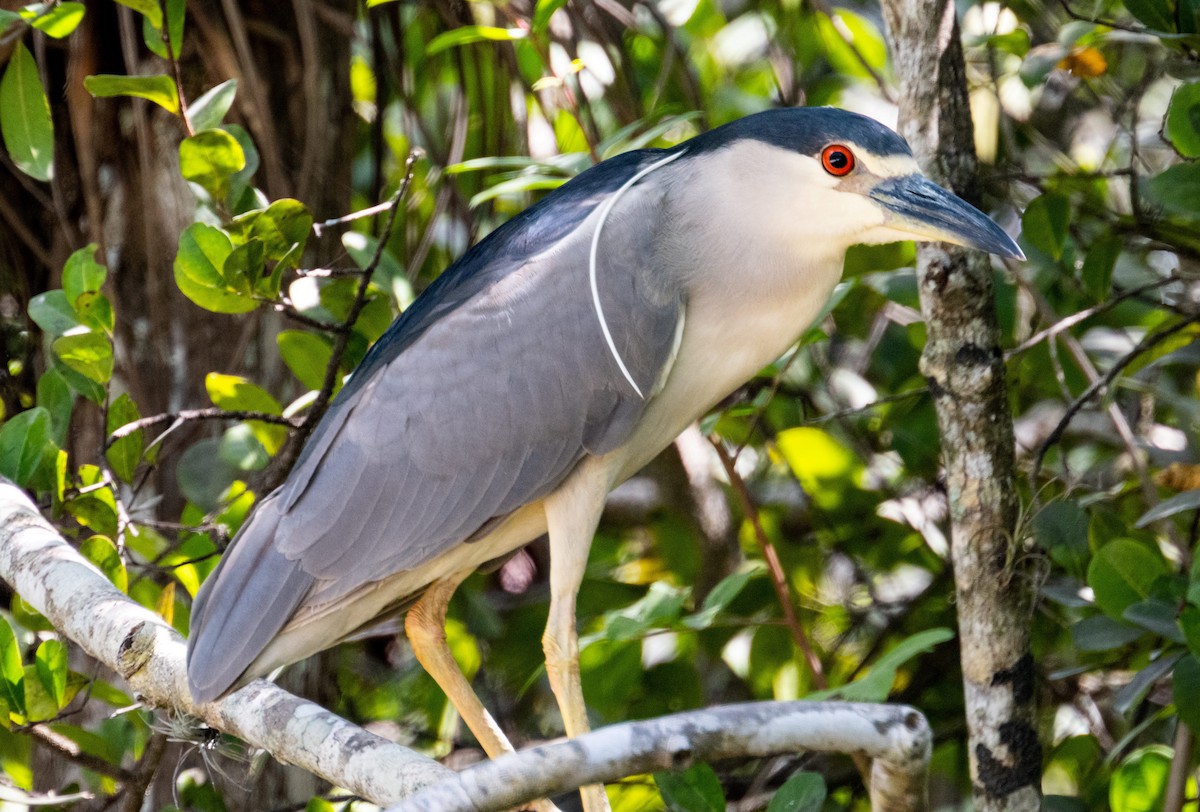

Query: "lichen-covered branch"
left=878, top=1, right=1041, bottom=809
left=388, top=701, right=932, bottom=812
left=0, top=478, right=450, bottom=806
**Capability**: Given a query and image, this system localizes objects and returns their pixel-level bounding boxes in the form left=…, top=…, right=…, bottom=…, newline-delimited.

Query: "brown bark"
left=879, top=1, right=1041, bottom=809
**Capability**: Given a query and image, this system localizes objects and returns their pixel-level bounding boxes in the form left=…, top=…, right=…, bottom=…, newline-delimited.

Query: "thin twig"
left=1006, top=275, right=1181, bottom=358
left=119, top=732, right=168, bottom=812
left=160, top=0, right=194, bottom=136
left=708, top=439, right=827, bottom=690
left=286, top=151, right=421, bottom=463
left=1033, top=316, right=1200, bottom=484
left=106, top=408, right=302, bottom=447
left=31, top=724, right=134, bottom=782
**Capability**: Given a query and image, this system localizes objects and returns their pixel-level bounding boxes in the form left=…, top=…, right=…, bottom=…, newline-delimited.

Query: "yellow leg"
left=407, top=571, right=561, bottom=812
left=543, top=467, right=612, bottom=812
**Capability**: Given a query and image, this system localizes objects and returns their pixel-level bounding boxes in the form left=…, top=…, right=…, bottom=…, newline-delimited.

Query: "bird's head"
left=679, top=107, right=1023, bottom=263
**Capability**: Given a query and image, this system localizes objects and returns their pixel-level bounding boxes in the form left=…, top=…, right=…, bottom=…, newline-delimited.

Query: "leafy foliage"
left=0, top=0, right=1198, bottom=809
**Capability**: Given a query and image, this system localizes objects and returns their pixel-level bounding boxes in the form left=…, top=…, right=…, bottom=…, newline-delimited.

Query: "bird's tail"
left=186, top=492, right=314, bottom=704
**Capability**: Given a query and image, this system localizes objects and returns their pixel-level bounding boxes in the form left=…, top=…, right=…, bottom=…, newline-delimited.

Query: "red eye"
left=821, top=144, right=855, bottom=176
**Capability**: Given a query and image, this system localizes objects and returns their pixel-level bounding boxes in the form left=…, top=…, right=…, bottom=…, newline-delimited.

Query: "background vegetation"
left=0, top=0, right=1198, bottom=809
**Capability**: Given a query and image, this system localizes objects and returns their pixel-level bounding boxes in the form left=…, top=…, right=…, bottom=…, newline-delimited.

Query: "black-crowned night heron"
left=186, top=107, right=1021, bottom=810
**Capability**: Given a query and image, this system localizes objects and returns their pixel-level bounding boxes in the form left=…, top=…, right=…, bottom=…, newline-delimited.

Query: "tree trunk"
left=879, top=1, right=1041, bottom=809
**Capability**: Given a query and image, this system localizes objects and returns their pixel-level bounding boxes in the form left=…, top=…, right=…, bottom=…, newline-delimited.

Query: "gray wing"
left=187, top=169, right=683, bottom=702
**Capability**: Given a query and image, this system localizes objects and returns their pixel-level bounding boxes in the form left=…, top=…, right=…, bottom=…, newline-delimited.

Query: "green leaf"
left=219, top=423, right=269, bottom=471
left=173, top=223, right=258, bottom=314
left=1144, top=162, right=1200, bottom=216
left=1088, top=539, right=1169, bottom=619
left=73, top=291, right=114, bottom=333
left=277, top=330, right=333, bottom=391
left=222, top=239, right=263, bottom=295
left=1166, top=83, right=1200, bottom=158
left=27, top=290, right=81, bottom=337
left=683, top=566, right=759, bottom=630
left=654, top=763, right=724, bottom=812
left=1071, top=614, right=1143, bottom=651
left=189, top=79, right=238, bottom=132
left=83, top=74, right=179, bottom=115
left=33, top=640, right=66, bottom=710
left=1033, top=501, right=1090, bottom=575
left=533, top=0, right=569, bottom=31
left=1021, top=193, right=1070, bottom=260
left=29, top=2, right=85, bottom=38
left=80, top=535, right=128, bottom=593
left=0, top=407, right=51, bottom=486
left=230, top=198, right=312, bottom=265
left=776, top=427, right=863, bottom=511
left=1110, top=746, right=1170, bottom=812
left=0, top=616, right=25, bottom=717
left=179, top=129, right=246, bottom=200
left=205, top=373, right=281, bottom=414
left=115, top=0, right=160, bottom=29
left=809, top=628, right=954, bottom=702
left=1174, top=655, right=1200, bottom=733
left=426, top=25, right=528, bottom=56
left=767, top=771, right=826, bottom=812
left=105, top=393, right=143, bottom=483
left=1080, top=234, right=1120, bottom=302
left=601, top=582, right=688, bottom=642
left=141, top=0, right=184, bottom=60
left=1180, top=606, right=1200, bottom=655
left=1122, top=599, right=1184, bottom=642
left=51, top=332, right=113, bottom=384
left=62, top=244, right=107, bottom=308
left=1136, top=490, right=1200, bottom=527
left=205, top=373, right=286, bottom=454
left=1123, top=0, right=1174, bottom=30
left=36, top=369, right=73, bottom=446
left=341, top=231, right=411, bottom=308
left=0, top=43, right=55, bottom=181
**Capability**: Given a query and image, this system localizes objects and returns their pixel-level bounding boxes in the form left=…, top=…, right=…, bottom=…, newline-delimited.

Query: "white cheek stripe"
left=589, top=149, right=687, bottom=400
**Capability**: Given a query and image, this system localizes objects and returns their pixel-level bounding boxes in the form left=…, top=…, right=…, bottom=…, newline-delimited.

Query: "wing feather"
left=187, top=150, right=688, bottom=698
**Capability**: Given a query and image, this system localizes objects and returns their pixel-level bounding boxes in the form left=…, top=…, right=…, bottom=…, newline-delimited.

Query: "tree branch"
left=0, top=478, right=451, bottom=806
left=387, top=701, right=932, bottom=812
left=880, top=1, right=1041, bottom=809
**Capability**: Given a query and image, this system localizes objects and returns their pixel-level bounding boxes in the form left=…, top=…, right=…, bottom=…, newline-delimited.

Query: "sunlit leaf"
left=33, top=640, right=66, bottom=710
left=179, top=128, right=246, bottom=200
left=29, top=2, right=84, bottom=38
left=115, top=0, right=161, bottom=29
left=80, top=535, right=128, bottom=593
left=426, top=26, right=528, bottom=56
left=278, top=330, right=334, bottom=391
left=205, top=373, right=287, bottom=454
left=0, top=43, right=55, bottom=181
left=83, top=74, right=179, bottom=114
left=61, top=243, right=109, bottom=308
left=174, top=223, right=258, bottom=313
left=51, top=332, right=113, bottom=384
left=0, top=616, right=25, bottom=718
left=1110, top=746, right=1170, bottom=812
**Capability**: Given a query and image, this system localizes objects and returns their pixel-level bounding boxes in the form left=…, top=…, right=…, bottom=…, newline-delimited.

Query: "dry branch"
left=880, top=1, right=1041, bottom=809
left=0, top=478, right=450, bottom=806
left=389, top=701, right=932, bottom=812
left=0, top=478, right=936, bottom=808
